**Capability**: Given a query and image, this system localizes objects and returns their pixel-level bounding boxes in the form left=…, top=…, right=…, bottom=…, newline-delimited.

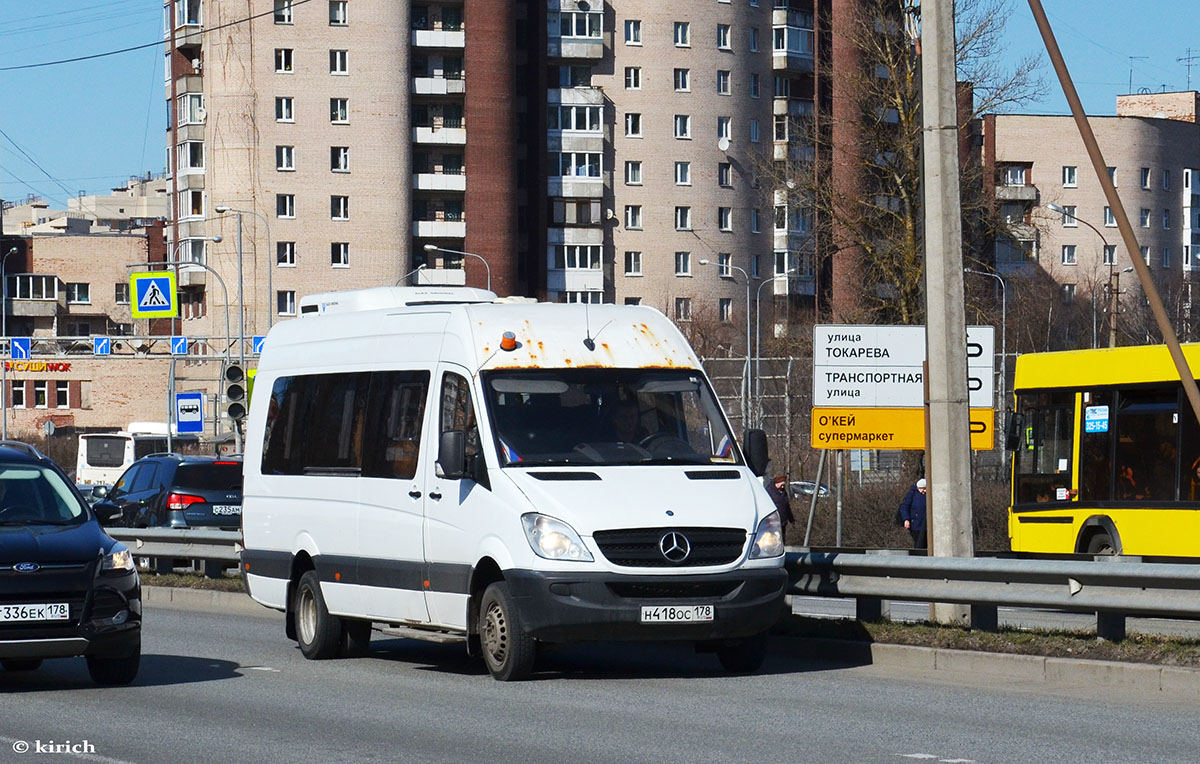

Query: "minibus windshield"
left=482, top=369, right=741, bottom=467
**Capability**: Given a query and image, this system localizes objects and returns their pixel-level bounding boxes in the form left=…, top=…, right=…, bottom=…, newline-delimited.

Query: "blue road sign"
left=252, top=335, right=266, bottom=354
left=130, top=271, right=177, bottom=318
left=10, top=338, right=30, bottom=360
left=175, top=392, right=204, bottom=434
left=93, top=336, right=111, bottom=356
left=171, top=336, right=189, bottom=355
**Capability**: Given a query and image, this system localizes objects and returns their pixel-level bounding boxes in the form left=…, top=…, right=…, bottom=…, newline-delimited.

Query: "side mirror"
left=91, top=485, right=110, bottom=501
left=437, top=430, right=466, bottom=480
left=743, top=429, right=770, bottom=477
left=93, top=502, right=118, bottom=525
left=1004, top=411, right=1024, bottom=452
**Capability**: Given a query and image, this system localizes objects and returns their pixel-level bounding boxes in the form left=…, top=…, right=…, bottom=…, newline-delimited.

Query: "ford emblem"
left=13, top=562, right=40, bottom=573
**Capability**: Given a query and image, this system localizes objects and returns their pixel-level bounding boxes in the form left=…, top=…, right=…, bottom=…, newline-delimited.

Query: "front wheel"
left=716, top=632, right=769, bottom=674
left=294, top=570, right=343, bottom=660
left=86, top=639, right=140, bottom=686
left=1086, top=533, right=1116, bottom=556
left=479, top=582, right=536, bottom=681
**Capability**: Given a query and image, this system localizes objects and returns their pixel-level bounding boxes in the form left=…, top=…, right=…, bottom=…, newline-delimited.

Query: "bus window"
left=1079, top=390, right=1113, bottom=501
left=1115, top=388, right=1177, bottom=502
left=1014, top=391, right=1073, bottom=504
left=1182, top=395, right=1200, bottom=501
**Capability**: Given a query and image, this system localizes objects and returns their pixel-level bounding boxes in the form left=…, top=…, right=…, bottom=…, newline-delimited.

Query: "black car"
left=0, top=441, right=140, bottom=685
left=95, top=454, right=243, bottom=530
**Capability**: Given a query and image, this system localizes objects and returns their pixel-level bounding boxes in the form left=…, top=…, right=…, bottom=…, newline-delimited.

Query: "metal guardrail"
left=107, top=528, right=242, bottom=564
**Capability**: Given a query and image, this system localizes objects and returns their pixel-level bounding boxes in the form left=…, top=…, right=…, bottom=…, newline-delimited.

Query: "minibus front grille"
left=684, top=470, right=740, bottom=480
left=592, top=527, right=747, bottom=567
left=606, top=581, right=740, bottom=600
left=528, top=471, right=602, bottom=481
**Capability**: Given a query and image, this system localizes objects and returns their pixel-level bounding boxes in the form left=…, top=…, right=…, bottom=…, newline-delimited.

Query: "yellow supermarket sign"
left=811, top=407, right=995, bottom=451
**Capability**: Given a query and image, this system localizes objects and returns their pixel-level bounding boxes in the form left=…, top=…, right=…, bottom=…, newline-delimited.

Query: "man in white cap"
left=897, top=478, right=928, bottom=549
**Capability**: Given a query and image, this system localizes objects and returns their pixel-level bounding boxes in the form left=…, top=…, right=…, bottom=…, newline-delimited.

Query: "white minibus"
left=240, top=287, right=787, bottom=680
left=76, top=422, right=197, bottom=485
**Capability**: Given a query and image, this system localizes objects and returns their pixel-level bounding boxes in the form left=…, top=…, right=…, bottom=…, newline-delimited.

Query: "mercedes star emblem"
left=659, top=531, right=691, bottom=563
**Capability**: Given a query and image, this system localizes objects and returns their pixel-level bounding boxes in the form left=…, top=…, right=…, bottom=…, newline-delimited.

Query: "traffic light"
left=224, top=363, right=247, bottom=421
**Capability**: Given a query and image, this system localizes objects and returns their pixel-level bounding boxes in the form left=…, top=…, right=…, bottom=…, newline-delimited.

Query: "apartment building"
left=984, top=92, right=1200, bottom=318
left=163, top=0, right=827, bottom=351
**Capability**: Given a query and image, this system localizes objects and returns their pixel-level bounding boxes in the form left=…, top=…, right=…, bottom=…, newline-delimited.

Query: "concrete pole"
left=236, top=214, right=245, bottom=368
left=921, top=0, right=974, bottom=623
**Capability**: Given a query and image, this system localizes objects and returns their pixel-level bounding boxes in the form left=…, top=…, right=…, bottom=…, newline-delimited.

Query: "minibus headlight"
left=102, top=545, right=135, bottom=572
left=749, top=511, right=784, bottom=559
left=521, top=514, right=594, bottom=562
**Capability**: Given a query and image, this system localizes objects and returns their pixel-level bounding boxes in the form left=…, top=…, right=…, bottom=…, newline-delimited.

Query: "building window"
left=774, top=115, right=788, bottom=141
left=10, top=384, right=23, bottom=409
left=749, top=120, right=760, bottom=142
left=716, top=70, right=731, bottom=95
left=1163, top=208, right=1171, bottom=229
left=717, top=252, right=732, bottom=277
left=558, top=152, right=602, bottom=178
left=1061, top=284, right=1076, bottom=305
left=718, top=116, right=731, bottom=140
left=329, top=0, right=347, bottom=25
left=1061, top=244, right=1076, bottom=265
left=555, top=245, right=602, bottom=270
left=564, top=291, right=602, bottom=304
left=331, top=146, right=350, bottom=172
left=624, top=297, right=642, bottom=306
left=1162, top=248, right=1172, bottom=268
left=1164, top=169, right=1172, bottom=190
left=553, top=105, right=602, bottom=132
left=275, top=96, right=294, bottom=122
left=178, top=93, right=204, bottom=125
left=278, top=291, right=296, bottom=316
left=749, top=73, right=759, bottom=98
left=1061, top=205, right=1077, bottom=227
left=331, top=242, right=349, bottom=268
left=1140, top=167, right=1151, bottom=189
left=1103, top=206, right=1115, bottom=227
left=1139, top=208, right=1151, bottom=228
left=276, top=145, right=295, bottom=171
left=179, top=189, right=204, bottom=219
left=274, top=0, right=293, bottom=24
left=277, top=241, right=296, bottom=267
left=750, top=27, right=760, bottom=51
left=624, top=66, right=641, bottom=90
left=719, top=298, right=733, bottom=323
left=718, top=207, right=732, bottom=231
left=1062, top=165, right=1077, bottom=187
left=177, top=141, right=204, bottom=173
left=625, top=205, right=642, bottom=229
left=674, top=114, right=691, bottom=139
left=275, top=48, right=294, bottom=73
left=625, top=112, right=642, bottom=137
left=557, top=11, right=602, bottom=38
left=717, top=24, right=731, bottom=49
left=1003, top=165, right=1026, bottom=186
left=750, top=208, right=761, bottom=233
left=674, top=297, right=691, bottom=321
left=674, top=68, right=690, bottom=92
left=675, top=206, right=691, bottom=230
left=674, top=21, right=690, bottom=46
left=752, top=255, right=761, bottom=278
left=1107, top=166, right=1117, bottom=186
left=114, top=283, right=130, bottom=304
left=55, top=381, right=69, bottom=409
left=675, top=162, right=691, bottom=185
left=1103, top=244, right=1116, bottom=265
left=331, top=195, right=350, bottom=220
left=34, top=381, right=47, bottom=409
left=624, top=251, right=642, bottom=275
left=625, top=161, right=642, bottom=185
left=330, top=98, right=349, bottom=123
left=1141, top=246, right=1151, bottom=265
left=625, top=19, right=641, bottom=44
left=330, top=49, right=348, bottom=75
left=65, top=283, right=90, bottom=303
left=675, top=251, right=691, bottom=275
left=718, top=162, right=732, bottom=187
left=276, top=194, right=295, bottom=219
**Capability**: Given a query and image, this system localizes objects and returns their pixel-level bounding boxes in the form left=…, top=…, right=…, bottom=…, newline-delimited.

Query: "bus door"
left=1013, top=391, right=1074, bottom=505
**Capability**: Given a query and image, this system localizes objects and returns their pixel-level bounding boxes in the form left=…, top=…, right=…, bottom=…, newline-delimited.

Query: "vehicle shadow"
left=0, top=654, right=243, bottom=692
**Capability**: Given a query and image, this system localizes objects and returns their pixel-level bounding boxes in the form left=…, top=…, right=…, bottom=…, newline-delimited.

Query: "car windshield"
left=481, top=369, right=740, bottom=467
left=0, top=463, right=87, bottom=525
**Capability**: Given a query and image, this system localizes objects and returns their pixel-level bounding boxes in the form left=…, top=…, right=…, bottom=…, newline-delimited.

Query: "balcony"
left=413, top=125, right=467, bottom=145
left=547, top=177, right=604, bottom=197
left=178, top=266, right=207, bottom=287
left=413, top=172, right=467, bottom=191
left=548, top=86, right=604, bottom=106
left=995, top=185, right=1038, bottom=202
left=772, top=12, right=814, bottom=74
left=546, top=269, right=603, bottom=292
left=413, top=29, right=466, bottom=48
left=415, top=267, right=467, bottom=286
left=548, top=37, right=604, bottom=60
left=413, top=74, right=466, bottom=96
left=413, top=220, right=466, bottom=238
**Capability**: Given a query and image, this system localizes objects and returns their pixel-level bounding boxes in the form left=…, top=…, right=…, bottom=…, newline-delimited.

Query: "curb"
left=142, top=585, right=277, bottom=618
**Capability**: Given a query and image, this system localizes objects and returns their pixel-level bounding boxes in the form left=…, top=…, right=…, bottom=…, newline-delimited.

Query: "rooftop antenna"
left=1179, top=48, right=1200, bottom=91
left=1128, top=56, right=1148, bottom=95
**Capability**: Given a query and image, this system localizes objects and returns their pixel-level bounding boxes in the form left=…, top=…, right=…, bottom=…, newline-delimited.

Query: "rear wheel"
left=479, top=582, right=536, bottom=681
left=86, top=637, right=141, bottom=686
left=1086, top=533, right=1116, bottom=555
left=716, top=632, right=769, bottom=674
left=294, top=570, right=342, bottom=660
left=1, top=659, right=43, bottom=671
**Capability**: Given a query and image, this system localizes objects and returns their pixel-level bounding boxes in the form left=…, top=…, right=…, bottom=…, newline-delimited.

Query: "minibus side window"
left=362, top=371, right=430, bottom=479
left=1013, top=391, right=1073, bottom=504
left=1078, top=390, right=1113, bottom=501
left=440, top=372, right=481, bottom=476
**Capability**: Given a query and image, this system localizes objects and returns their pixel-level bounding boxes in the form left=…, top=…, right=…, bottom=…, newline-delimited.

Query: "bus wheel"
left=1086, top=533, right=1116, bottom=555
left=295, top=571, right=342, bottom=660
left=479, top=582, right=535, bottom=681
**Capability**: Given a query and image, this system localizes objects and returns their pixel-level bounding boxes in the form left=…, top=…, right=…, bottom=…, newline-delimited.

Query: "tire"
left=1, top=659, right=43, bottom=671
left=294, top=570, right=342, bottom=660
left=1086, top=533, right=1116, bottom=556
left=716, top=632, right=769, bottom=674
left=479, top=582, right=536, bottom=681
left=86, top=639, right=140, bottom=686
left=342, top=619, right=372, bottom=657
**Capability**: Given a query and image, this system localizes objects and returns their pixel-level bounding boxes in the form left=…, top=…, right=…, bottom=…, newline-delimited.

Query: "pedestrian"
left=764, top=474, right=795, bottom=532
left=898, top=478, right=927, bottom=549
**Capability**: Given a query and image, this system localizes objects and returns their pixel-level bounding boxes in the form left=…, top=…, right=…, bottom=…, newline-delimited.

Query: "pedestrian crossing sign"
left=130, top=272, right=177, bottom=318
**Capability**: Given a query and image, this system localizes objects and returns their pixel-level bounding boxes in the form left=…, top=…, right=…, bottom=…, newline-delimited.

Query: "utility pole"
left=921, top=0, right=974, bottom=624
left=1178, top=49, right=1200, bottom=91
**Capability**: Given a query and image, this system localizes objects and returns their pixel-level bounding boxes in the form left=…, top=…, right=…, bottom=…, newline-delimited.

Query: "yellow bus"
left=1009, top=343, right=1200, bottom=558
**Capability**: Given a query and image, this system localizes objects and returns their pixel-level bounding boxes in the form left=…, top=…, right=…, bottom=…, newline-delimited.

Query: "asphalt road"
left=0, top=604, right=1194, bottom=763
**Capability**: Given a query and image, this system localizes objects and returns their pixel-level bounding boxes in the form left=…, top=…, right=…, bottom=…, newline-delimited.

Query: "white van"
left=240, top=287, right=787, bottom=680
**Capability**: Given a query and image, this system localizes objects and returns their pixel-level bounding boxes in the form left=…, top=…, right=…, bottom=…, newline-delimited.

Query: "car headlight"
left=102, top=545, right=135, bottom=572
left=521, top=513, right=593, bottom=562
left=749, top=511, right=784, bottom=559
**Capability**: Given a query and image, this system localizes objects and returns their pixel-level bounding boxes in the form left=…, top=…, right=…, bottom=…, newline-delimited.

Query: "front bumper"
left=0, top=573, right=141, bottom=660
left=504, top=566, right=787, bottom=643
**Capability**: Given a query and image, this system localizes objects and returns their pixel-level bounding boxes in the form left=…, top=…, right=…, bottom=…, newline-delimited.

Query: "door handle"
left=428, top=491, right=443, bottom=500
left=408, top=490, right=422, bottom=499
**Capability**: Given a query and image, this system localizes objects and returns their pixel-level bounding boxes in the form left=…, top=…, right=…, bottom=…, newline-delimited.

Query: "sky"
left=0, top=0, right=1198, bottom=208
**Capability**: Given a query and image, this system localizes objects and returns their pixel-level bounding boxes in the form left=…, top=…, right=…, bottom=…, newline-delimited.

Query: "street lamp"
left=1046, top=203, right=1124, bottom=347
left=2, top=246, right=19, bottom=339
left=422, top=244, right=491, bottom=292
left=395, top=264, right=427, bottom=286
left=964, top=267, right=1008, bottom=464
left=754, top=267, right=797, bottom=427
left=699, top=258, right=754, bottom=426
left=215, top=205, right=274, bottom=366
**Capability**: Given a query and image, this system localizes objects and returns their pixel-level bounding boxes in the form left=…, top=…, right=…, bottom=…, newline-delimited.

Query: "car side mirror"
left=1004, top=411, right=1024, bottom=452
left=743, top=429, right=770, bottom=477
left=437, top=430, right=466, bottom=480
left=93, top=503, right=118, bottom=525
left=91, top=485, right=109, bottom=501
